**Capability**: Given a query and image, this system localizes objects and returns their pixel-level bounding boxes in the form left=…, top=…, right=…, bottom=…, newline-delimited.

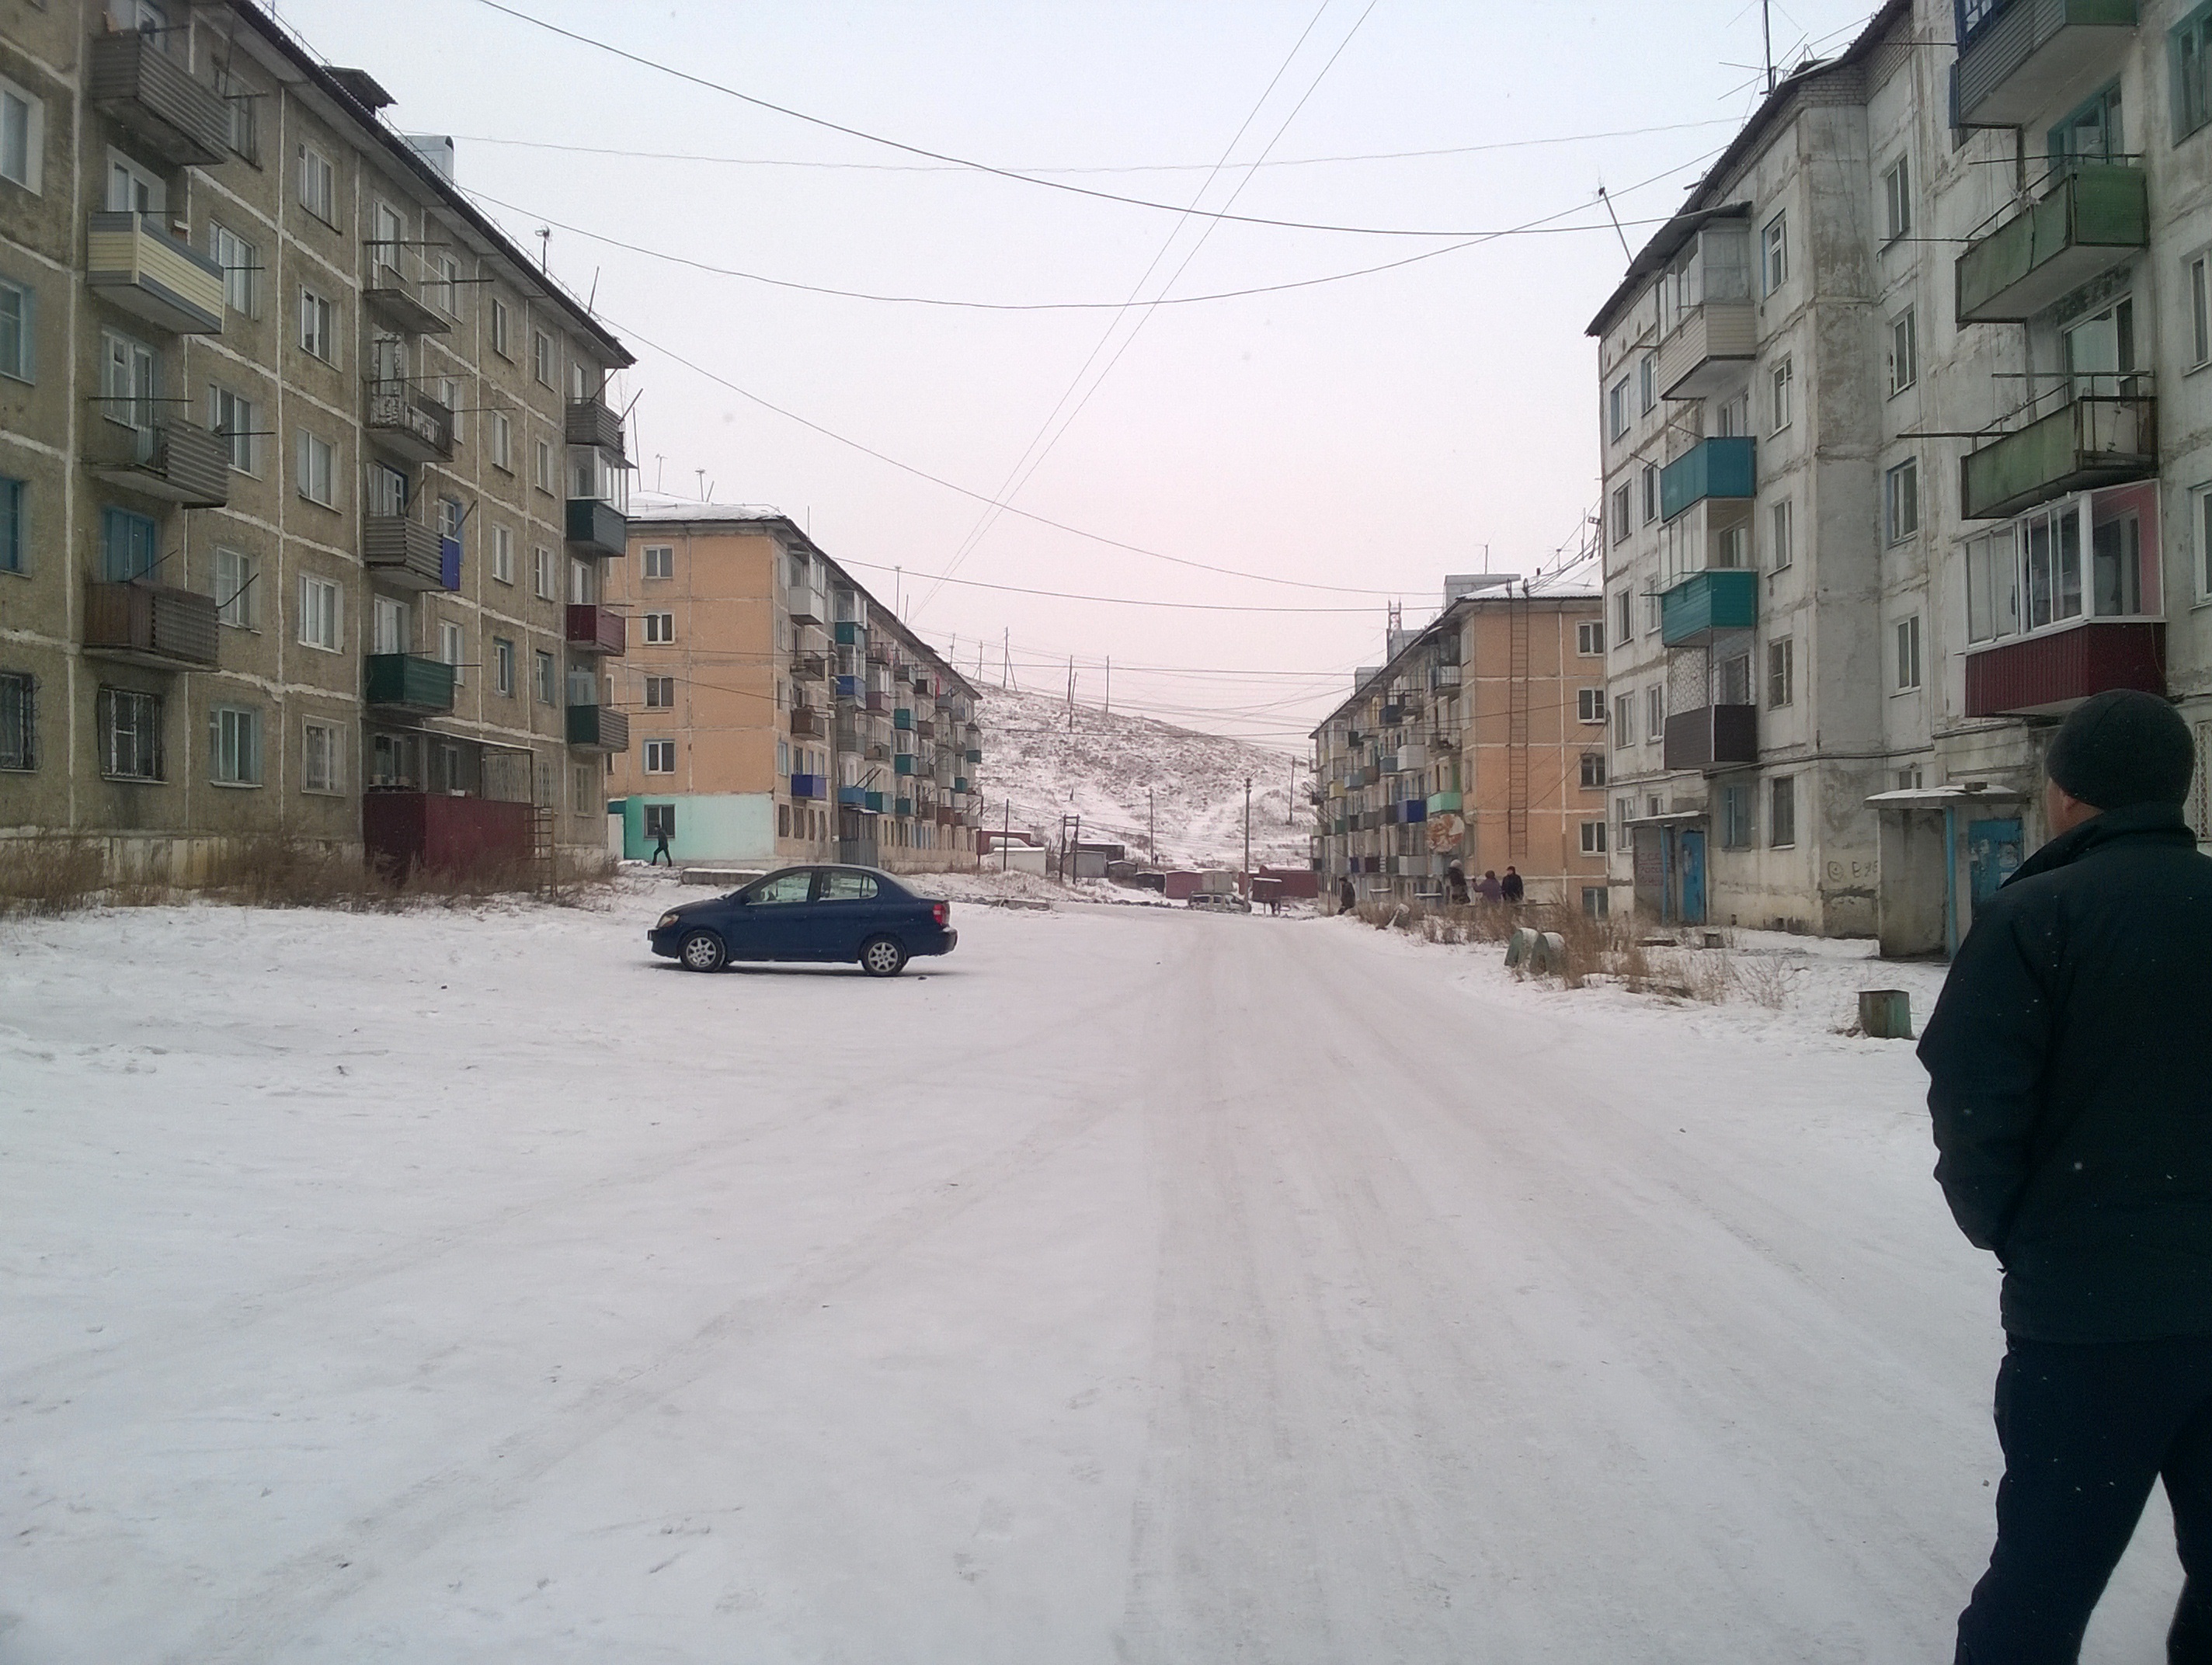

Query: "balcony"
left=1964, top=620, right=2165, bottom=717
left=1659, top=568, right=1759, bottom=647
left=833, top=620, right=867, bottom=648
left=1956, top=164, right=2147, bottom=325
left=365, top=381, right=455, bottom=462
left=86, top=416, right=228, bottom=507
left=1429, top=663, right=1461, bottom=689
left=893, top=707, right=913, bottom=731
left=791, top=652, right=826, bottom=683
left=791, top=772, right=826, bottom=801
left=914, top=716, right=937, bottom=740
left=565, top=603, right=626, bottom=656
left=954, top=777, right=972, bottom=794
left=787, top=586, right=825, bottom=626
left=864, top=791, right=886, bottom=814
left=364, top=516, right=451, bottom=593
left=90, top=32, right=228, bottom=167
left=361, top=245, right=451, bottom=336
left=896, top=797, right=914, bottom=818
left=866, top=640, right=891, bottom=666
left=896, top=753, right=920, bottom=775
left=364, top=653, right=455, bottom=714
left=566, top=704, right=628, bottom=753
left=1427, top=790, right=1462, bottom=815
left=790, top=706, right=825, bottom=739
left=1663, top=705, right=1758, bottom=773
left=1960, top=387, right=2155, bottom=521
left=1657, top=301, right=1758, bottom=401
left=82, top=580, right=217, bottom=670
left=86, top=211, right=224, bottom=335
left=1953, top=0, right=2137, bottom=130
left=1403, top=798, right=1428, bottom=824
left=864, top=690, right=888, bottom=713
left=965, top=748, right=982, bottom=764
left=837, top=784, right=868, bottom=808
left=564, top=398, right=626, bottom=457
left=936, top=806, right=956, bottom=827
left=565, top=496, right=627, bottom=558
left=1661, top=436, right=1755, bottom=521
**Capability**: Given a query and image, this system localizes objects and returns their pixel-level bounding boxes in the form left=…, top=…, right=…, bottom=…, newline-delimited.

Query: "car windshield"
left=748, top=871, right=815, bottom=905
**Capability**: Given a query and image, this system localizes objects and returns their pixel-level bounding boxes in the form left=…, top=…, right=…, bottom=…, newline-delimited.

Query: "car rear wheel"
left=859, top=935, right=907, bottom=978
left=679, top=930, right=727, bottom=972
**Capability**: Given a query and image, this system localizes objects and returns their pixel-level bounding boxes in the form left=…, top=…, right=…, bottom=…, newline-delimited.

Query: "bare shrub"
left=0, top=836, right=105, bottom=917
left=1682, top=950, right=1731, bottom=1004
left=1733, top=954, right=1793, bottom=1010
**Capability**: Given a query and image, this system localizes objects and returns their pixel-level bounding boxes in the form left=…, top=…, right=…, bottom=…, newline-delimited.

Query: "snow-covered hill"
left=973, top=684, right=1306, bottom=870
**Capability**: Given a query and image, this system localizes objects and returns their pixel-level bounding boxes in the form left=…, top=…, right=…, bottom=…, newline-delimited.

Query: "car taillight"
left=932, top=902, right=948, bottom=926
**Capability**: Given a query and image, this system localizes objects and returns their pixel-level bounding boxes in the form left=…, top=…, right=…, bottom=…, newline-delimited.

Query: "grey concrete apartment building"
left=0, top=0, right=635, bottom=878
left=1591, top=0, right=2212, bottom=950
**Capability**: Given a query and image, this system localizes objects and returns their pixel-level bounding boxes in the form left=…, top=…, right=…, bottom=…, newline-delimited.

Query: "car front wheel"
left=679, top=930, right=727, bottom=972
left=859, top=935, right=908, bottom=978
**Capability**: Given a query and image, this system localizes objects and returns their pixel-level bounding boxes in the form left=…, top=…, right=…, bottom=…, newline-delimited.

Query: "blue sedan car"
left=649, top=865, right=957, bottom=977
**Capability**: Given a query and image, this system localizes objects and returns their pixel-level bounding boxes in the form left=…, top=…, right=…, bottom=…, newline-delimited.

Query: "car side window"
left=749, top=872, right=814, bottom=905
left=819, top=872, right=877, bottom=902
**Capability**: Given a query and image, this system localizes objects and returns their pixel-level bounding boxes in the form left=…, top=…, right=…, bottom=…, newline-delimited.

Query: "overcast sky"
left=280, top=0, right=1880, bottom=749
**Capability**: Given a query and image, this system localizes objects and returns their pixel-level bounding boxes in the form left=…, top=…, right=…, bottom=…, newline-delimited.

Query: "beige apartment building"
left=603, top=502, right=983, bottom=873
left=1312, top=579, right=1612, bottom=914
left=0, top=0, right=634, bottom=878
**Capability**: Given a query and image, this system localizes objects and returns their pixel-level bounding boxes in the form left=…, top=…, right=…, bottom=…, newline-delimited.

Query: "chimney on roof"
left=325, top=67, right=395, bottom=113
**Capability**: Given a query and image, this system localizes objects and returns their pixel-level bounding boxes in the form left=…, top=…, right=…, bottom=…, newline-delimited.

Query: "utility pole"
left=1243, top=775, right=1252, bottom=901
left=1066, top=656, right=1076, bottom=732
left=1000, top=798, right=1010, bottom=871
left=1002, top=628, right=1010, bottom=690
left=1148, top=787, right=1155, bottom=862
left=1762, top=0, right=1776, bottom=94
left=1104, top=656, right=1111, bottom=717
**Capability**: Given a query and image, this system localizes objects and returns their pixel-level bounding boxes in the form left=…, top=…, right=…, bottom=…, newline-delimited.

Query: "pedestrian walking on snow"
left=1476, top=870, right=1502, bottom=904
left=1501, top=866, right=1525, bottom=905
left=1919, top=690, right=2212, bottom=1665
left=1337, top=876, right=1356, bottom=915
left=649, top=829, right=673, bottom=867
left=1446, top=864, right=1469, bottom=906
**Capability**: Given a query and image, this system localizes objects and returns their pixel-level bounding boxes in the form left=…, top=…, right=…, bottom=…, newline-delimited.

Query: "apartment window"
left=534, top=437, right=555, bottom=493
left=1580, top=752, right=1606, bottom=788
left=214, top=547, right=256, bottom=628
left=1612, top=483, right=1632, bottom=545
left=296, top=429, right=336, bottom=507
left=777, top=737, right=791, bottom=777
left=1768, top=637, right=1794, bottom=708
left=570, top=559, right=595, bottom=605
left=533, top=544, right=555, bottom=600
left=2179, top=5, right=2212, bottom=142
left=106, top=151, right=162, bottom=214
left=645, top=611, right=675, bottom=645
left=1615, top=588, right=1632, bottom=645
left=1576, top=620, right=1605, bottom=656
left=1895, top=614, right=1923, bottom=691
left=490, top=297, right=512, bottom=359
left=0, top=476, right=20, bottom=573
left=297, top=574, right=341, bottom=650
left=437, top=619, right=465, bottom=686
left=302, top=720, right=342, bottom=793
left=492, top=524, right=514, bottom=585
left=1614, top=693, right=1635, bottom=748
left=644, top=739, right=676, bottom=773
left=98, top=687, right=162, bottom=780
left=534, top=648, right=556, bottom=704
left=1, top=75, right=43, bottom=193
left=372, top=593, right=410, bottom=655
left=2198, top=484, right=2212, bottom=600
left=1889, top=308, right=1918, bottom=395
left=297, top=288, right=335, bottom=363
left=532, top=329, right=554, bottom=387
left=0, top=276, right=31, bottom=382
left=1576, top=687, right=1605, bottom=724
left=1646, top=683, right=1666, bottom=741
left=100, top=328, right=156, bottom=440
left=437, top=495, right=464, bottom=544
left=211, top=222, right=256, bottom=317
left=1639, top=354, right=1657, bottom=415
left=1718, top=651, right=1753, bottom=706
left=220, top=68, right=258, bottom=163
left=1762, top=211, right=1788, bottom=295
left=1581, top=821, right=1609, bottom=855
left=1770, top=498, right=1793, bottom=573
left=492, top=637, right=516, bottom=697
left=2194, top=254, right=2212, bottom=368
left=101, top=507, right=156, bottom=581
left=297, top=144, right=335, bottom=223
left=1609, top=377, right=1629, bottom=443
left=1885, top=457, right=1920, bottom=543
left=1897, top=765, right=1925, bottom=791
left=1720, top=783, right=1753, bottom=850
left=644, top=675, right=675, bottom=708
left=0, top=670, right=32, bottom=770
left=1641, top=464, right=1659, bottom=525
left=1770, top=356, right=1793, bottom=433
left=644, top=544, right=674, bottom=579
left=209, top=705, right=262, bottom=786
left=1769, top=776, right=1798, bottom=847
left=1882, top=155, right=1911, bottom=243
left=429, top=251, right=459, bottom=319
left=209, top=385, right=256, bottom=474
left=1583, top=886, right=1610, bottom=921
left=491, top=412, right=512, bottom=471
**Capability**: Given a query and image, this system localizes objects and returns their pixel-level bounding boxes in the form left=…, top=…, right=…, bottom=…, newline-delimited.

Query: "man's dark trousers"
left=1957, top=1335, right=2212, bottom=1663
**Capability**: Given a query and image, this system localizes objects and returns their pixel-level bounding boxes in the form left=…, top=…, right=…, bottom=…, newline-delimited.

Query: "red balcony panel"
left=1963, top=620, right=2165, bottom=718
left=363, top=792, right=534, bottom=875
left=564, top=603, right=626, bottom=655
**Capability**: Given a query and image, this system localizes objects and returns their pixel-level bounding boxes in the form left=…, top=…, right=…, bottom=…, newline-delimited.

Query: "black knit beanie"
left=2044, top=689, right=2194, bottom=811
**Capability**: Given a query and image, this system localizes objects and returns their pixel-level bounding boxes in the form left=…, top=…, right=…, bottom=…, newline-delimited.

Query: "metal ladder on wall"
left=530, top=793, right=557, bottom=896
left=1506, top=594, right=1530, bottom=858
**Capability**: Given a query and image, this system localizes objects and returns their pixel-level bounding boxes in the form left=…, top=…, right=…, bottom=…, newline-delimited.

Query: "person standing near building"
left=1337, top=875, right=1356, bottom=915
left=1446, top=864, right=1469, bottom=906
left=1501, top=865, right=1525, bottom=905
left=1476, top=870, right=1502, bottom=904
left=650, top=826, right=673, bottom=867
left=1919, top=690, right=2212, bottom=1663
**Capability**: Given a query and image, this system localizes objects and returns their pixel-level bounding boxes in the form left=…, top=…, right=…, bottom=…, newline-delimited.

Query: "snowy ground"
left=0, top=892, right=2186, bottom=1662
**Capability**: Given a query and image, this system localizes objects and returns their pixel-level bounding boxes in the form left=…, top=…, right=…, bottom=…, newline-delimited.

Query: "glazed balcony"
left=363, top=516, right=457, bottom=593
left=86, top=211, right=224, bottom=335
left=565, top=704, right=629, bottom=753
left=82, top=579, right=218, bottom=670
left=565, top=603, right=626, bottom=656
left=1956, top=162, right=2147, bottom=325
left=563, top=397, right=625, bottom=457
left=1952, top=0, right=2137, bottom=130
left=1657, top=301, right=1757, bottom=401
left=1960, top=383, right=2155, bottom=521
left=86, top=415, right=228, bottom=507
left=364, top=381, right=455, bottom=463
left=89, top=32, right=229, bottom=167
left=1660, top=436, right=1755, bottom=522
left=1659, top=568, right=1758, bottom=647
left=364, top=652, right=455, bottom=714
left=565, top=496, right=627, bottom=558
left=1663, top=705, right=1758, bottom=773
left=1964, top=619, right=2165, bottom=717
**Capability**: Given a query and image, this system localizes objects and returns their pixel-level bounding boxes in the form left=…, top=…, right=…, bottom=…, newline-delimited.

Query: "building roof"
left=1584, top=0, right=1913, bottom=338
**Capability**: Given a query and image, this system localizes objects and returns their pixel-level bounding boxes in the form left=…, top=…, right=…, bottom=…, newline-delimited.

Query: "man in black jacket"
left=1921, top=689, right=2212, bottom=1663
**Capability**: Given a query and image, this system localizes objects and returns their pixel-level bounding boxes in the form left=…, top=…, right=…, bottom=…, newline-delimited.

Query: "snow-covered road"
left=0, top=895, right=2186, bottom=1661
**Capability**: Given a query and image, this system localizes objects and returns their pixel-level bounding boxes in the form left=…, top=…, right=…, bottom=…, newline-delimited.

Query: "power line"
left=469, top=0, right=1675, bottom=239
left=836, top=559, right=1381, bottom=613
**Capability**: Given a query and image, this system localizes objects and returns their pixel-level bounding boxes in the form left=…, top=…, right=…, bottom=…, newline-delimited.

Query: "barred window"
left=0, top=670, right=33, bottom=770
left=98, top=687, right=162, bottom=780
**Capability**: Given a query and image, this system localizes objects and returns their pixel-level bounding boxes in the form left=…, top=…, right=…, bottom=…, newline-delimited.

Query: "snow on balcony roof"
left=1865, top=784, right=2029, bottom=807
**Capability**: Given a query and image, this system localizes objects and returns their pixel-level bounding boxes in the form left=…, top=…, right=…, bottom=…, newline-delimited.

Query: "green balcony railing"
left=365, top=653, right=455, bottom=714
left=1660, top=436, right=1755, bottom=522
left=1956, top=162, right=2147, bottom=325
left=1659, top=568, right=1759, bottom=648
left=1426, top=790, right=1462, bottom=815
left=1960, top=389, right=2155, bottom=521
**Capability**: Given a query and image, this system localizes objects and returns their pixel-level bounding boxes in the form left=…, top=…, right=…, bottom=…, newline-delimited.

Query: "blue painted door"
left=1967, top=819, right=2023, bottom=909
left=1678, top=829, right=1708, bottom=926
